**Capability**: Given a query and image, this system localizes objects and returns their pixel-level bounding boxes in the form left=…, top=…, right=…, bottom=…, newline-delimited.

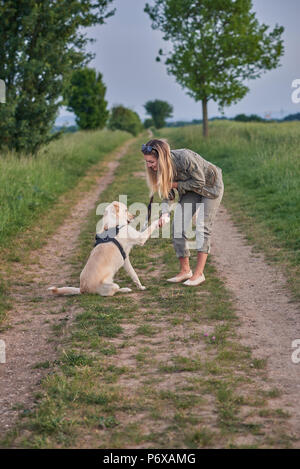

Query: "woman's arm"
left=176, top=151, right=206, bottom=194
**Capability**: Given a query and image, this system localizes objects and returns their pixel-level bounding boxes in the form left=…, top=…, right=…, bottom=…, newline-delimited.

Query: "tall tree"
left=0, top=0, right=115, bottom=154
left=144, top=99, right=173, bottom=128
left=145, top=0, right=284, bottom=137
left=65, top=68, right=109, bottom=130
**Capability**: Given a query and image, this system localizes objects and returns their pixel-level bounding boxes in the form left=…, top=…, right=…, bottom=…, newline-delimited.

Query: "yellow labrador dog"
left=48, top=201, right=169, bottom=297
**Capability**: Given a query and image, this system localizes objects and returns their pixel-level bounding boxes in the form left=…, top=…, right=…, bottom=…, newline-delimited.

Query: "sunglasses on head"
left=141, top=144, right=157, bottom=155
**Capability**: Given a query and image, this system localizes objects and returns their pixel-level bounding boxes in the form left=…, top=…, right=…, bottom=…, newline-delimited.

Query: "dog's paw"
left=139, top=285, right=146, bottom=290
left=162, top=214, right=170, bottom=224
left=119, top=287, right=132, bottom=293
left=158, top=214, right=170, bottom=227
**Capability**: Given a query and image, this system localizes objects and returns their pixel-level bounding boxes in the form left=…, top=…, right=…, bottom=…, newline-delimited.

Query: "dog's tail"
left=48, top=286, right=81, bottom=296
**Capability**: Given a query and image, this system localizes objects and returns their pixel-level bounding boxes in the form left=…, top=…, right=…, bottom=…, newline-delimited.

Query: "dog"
left=48, top=201, right=169, bottom=297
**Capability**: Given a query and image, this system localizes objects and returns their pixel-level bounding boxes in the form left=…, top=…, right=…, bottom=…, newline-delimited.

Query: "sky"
left=57, top=0, right=300, bottom=125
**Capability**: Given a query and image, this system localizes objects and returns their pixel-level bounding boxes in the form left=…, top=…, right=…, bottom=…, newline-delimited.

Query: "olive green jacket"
left=161, top=148, right=223, bottom=213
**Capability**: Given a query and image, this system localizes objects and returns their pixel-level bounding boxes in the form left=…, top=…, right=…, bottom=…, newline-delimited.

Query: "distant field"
left=157, top=121, right=300, bottom=297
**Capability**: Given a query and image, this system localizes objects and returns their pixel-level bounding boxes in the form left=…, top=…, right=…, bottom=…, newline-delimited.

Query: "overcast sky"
left=58, top=0, right=300, bottom=124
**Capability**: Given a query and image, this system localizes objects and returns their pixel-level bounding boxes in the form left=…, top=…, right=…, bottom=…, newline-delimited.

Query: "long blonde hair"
left=144, top=139, right=175, bottom=199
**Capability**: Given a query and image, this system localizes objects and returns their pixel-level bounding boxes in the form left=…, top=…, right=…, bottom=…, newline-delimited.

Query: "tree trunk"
left=202, top=98, right=209, bottom=138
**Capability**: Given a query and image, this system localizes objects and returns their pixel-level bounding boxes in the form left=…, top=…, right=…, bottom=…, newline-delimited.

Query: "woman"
left=141, top=138, right=224, bottom=286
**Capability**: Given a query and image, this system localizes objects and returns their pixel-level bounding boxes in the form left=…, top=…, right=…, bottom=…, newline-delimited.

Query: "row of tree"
left=0, top=0, right=284, bottom=154
left=64, top=67, right=174, bottom=135
left=0, top=0, right=116, bottom=154
left=0, top=0, right=171, bottom=152
left=165, top=114, right=292, bottom=128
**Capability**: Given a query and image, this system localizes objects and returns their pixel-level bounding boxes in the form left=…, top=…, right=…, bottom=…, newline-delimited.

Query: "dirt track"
left=0, top=140, right=300, bottom=443
left=212, top=206, right=300, bottom=438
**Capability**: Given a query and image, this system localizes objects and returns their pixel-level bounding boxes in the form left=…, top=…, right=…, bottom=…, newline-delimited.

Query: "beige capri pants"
left=171, top=182, right=224, bottom=257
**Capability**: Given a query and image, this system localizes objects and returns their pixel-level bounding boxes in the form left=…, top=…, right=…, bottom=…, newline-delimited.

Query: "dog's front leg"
left=136, top=220, right=160, bottom=246
left=124, top=257, right=146, bottom=290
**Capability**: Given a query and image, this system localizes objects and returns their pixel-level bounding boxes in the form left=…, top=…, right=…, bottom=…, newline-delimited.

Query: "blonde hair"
left=144, top=139, right=174, bottom=199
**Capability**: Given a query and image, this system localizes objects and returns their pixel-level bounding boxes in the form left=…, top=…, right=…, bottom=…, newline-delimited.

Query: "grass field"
left=157, top=121, right=300, bottom=300
left=2, top=134, right=295, bottom=449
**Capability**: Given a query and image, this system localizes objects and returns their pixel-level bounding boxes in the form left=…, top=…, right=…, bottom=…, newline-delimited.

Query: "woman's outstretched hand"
left=158, top=213, right=170, bottom=228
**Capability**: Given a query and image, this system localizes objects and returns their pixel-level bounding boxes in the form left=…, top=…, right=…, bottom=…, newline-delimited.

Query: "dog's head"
left=102, top=201, right=134, bottom=230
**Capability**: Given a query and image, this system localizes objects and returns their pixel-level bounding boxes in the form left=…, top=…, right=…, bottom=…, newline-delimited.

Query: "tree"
left=0, top=0, right=115, bottom=154
left=65, top=68, right=109, bottom=130
left=108, top=105, right=143, bottom=136
left=144, top=99, right=173, bottom=128
left=145, top=0, right=284, bottom=137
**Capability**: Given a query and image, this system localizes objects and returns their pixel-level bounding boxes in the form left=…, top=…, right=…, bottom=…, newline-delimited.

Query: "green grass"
left=2, top=135, right=295, bottom=449
left=157, top=121, right=300, bottom=299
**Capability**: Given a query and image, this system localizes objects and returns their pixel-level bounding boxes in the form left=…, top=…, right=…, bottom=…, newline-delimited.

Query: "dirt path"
left=1, top=140, right=300, bottom=444
left=0, top=138, right=134, bottom=436
left=211, top=205, right=300, bottom=438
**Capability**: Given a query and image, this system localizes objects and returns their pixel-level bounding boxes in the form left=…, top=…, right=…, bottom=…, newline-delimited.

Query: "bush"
left=144, top=118, right=154, bottom=129
left=108, top=105, right=143, bottom=136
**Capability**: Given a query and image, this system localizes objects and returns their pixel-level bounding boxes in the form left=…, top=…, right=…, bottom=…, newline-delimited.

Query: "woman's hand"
left=171, top=182, right=178, bottom=189
left=158, top=213, right=170, bottom=228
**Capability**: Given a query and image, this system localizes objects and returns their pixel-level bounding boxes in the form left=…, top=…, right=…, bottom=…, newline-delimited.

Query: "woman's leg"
left=171, top=191, right=202, bottom=278
left=190, top=252, right=208, bottom=280
left=178, top=256, right=191, bottom=275
left=189, top=183, right=224, bottom=281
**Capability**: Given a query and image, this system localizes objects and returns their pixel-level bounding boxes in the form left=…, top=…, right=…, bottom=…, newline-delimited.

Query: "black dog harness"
left=94, top=225, right=126, bottom=260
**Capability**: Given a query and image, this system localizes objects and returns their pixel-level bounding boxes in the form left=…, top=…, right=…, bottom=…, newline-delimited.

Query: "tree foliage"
left=145, top=0, right=284, bottom=136
left=108, top=105, right=143, bottom=136
left=144, top=99, right=173, bottom=128
left=65, top=68, right=109, bottom=130
left=283, top=113, right=300, bottom=122
left=144, top=118, right=155, bottom=129
left=234, top=113, right=264, bottom=122
left=0, top=0, right=115, bottom=154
